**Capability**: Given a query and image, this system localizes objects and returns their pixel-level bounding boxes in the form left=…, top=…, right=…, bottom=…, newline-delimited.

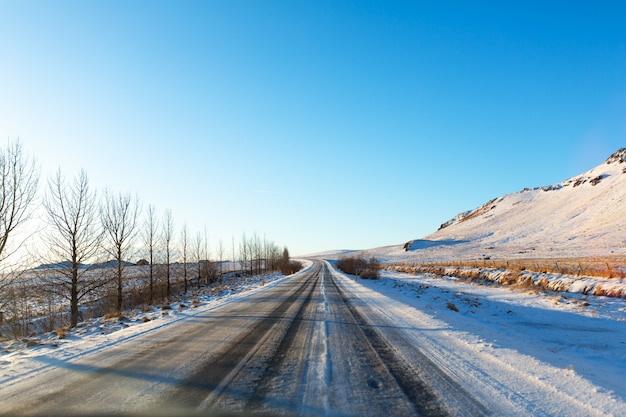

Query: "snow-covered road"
left=0, top=261, right=623, bottom=416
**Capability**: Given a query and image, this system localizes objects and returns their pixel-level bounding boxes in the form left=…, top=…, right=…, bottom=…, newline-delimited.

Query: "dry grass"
left=392, top=257, right=626, bottom=279
left=389, top=257, right=626, bottom=298
left=103, top=311, right=126, bottom=321
left=55, top=326, right=69, bottom=339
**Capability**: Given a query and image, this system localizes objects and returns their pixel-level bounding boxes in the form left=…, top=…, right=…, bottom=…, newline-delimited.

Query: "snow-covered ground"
left=2, top=257, right=624, bottom=416
left=334, top=267, right=626, bottom=416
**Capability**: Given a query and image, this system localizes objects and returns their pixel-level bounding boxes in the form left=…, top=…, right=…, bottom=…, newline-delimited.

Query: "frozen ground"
left=345, top=268, right=626, bottom=414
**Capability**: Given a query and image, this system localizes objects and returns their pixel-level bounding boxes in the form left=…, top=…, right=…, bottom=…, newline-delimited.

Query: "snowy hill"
left=378, top=148, right=626, bottom=262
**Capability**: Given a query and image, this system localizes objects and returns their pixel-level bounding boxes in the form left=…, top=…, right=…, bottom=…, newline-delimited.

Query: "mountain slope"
left=401, top=148, right=626, bottom=261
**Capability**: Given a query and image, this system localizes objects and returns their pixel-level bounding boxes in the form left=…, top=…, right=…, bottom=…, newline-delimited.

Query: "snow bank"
left=332, top=264, right=626, bottom=416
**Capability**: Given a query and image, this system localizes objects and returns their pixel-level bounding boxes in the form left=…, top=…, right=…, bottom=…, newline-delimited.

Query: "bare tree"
left=181, top=223, right=188, bottom=293
left=203, top=226, right=213, bottom=283
left=239, top=232, right=249, bottom=276
left=43, top=169, right=103, bottom=328
left=251, top=232, right=261, bottom=276
left=194, top=231, right=203, bottom=288
left=263, top=235, right=269, bottom=275
left=101, top=191, right=140, bottom=312
left=0, top=140, right=38, bottom=319
left=231, top=235, right=236, bottom=274
left=0, top=140, right=38, bottom=265
left=142, top=204, right=158, bottom=304
left=203, top=227, right=219, bottom=284
left=218, top=239, right=224, bottom=285
left=162, top=209, right=174, bottom=297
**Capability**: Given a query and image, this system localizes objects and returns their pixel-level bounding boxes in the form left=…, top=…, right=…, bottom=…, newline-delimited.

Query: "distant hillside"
left=34, top=260, right=136, bottom=270
left=407, top=148, right=626, bottom=260
left=374, top=149, right=626, bottom=262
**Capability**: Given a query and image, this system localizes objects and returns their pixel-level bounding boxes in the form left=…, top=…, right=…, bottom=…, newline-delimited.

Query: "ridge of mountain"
left=399, top=148, right=626, bottom=261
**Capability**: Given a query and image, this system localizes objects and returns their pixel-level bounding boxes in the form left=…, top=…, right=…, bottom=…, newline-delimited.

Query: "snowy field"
left=334, top=268, right=626, bottom=416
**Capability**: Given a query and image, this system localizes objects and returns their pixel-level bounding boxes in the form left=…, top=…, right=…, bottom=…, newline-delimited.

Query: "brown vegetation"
left=396, top=257, right=626, bottom=279
left=337, top=255, right=381, bottom=280
left=446, top=302, right=459, bottom=312
left=55, top=326, right=68, bottom=339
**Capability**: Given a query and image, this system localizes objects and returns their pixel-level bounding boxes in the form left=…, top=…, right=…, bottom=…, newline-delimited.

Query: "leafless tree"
left=218, top=239, right=224, bottom=285
left=101, top=191, right=140, bottom=312
left=202, top=227, right=219, bottom=284
left=262, top=235, right=269, bottom=275
left=0, top=140, right=38, bottom=319
left=180, top=223, right=188, bottom=293
left=239, top=232, right=249, bottom=276
left=42, top=169, right=103, bottom=328
left=251, top=232, right=261, bottom=276
left=0, top=140, right=38, bottom=265
left=280, top=247, right=290, bottom=273
left=142, top=204, right=158, bottom=304
left=194, top=231, right=203, bottom=288
left=162, top=209, right=174, bottom=297
left=266, top=241, right=281, bottom=272
left=231, top=235, right=236, bottom=274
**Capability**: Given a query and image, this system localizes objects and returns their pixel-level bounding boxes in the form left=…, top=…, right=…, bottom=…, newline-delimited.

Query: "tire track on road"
left=327, top=267, right=490, bottom=417
left=244, top=269, right=321, bottom=412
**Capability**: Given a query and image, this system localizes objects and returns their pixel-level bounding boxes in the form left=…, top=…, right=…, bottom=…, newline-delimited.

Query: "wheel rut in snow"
left=244, top=266, right=322, bottom=412
left=327, top=271, right=490, bottom=417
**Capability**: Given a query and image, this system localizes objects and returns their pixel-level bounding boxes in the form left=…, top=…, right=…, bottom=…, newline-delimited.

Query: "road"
left=0, top=261, right=489, bottom=416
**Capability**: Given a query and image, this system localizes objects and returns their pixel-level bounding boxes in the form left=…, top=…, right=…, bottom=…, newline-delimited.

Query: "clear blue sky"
left=1, top=1, right=625, bottom=256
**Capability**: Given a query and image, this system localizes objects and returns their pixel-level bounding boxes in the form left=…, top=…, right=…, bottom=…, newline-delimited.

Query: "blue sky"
left=1, top=1, right=625, bottom=256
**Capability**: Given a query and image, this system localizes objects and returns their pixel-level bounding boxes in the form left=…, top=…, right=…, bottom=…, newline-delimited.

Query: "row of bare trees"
left=237, top=233, right=301, bottom=283
left=34, top=169, right=147, bottom=328
left=0, top=140, right=298, bottom=334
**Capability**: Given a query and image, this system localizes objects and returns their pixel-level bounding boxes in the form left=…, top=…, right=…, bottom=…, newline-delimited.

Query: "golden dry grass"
left=392, top=257, right=626, bottom=279
left=388, top=257, right=626, bottom=298
left=55, top=326, right=69, bottom=339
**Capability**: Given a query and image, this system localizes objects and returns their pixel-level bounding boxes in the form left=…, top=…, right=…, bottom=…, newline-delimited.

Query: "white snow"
left=329, top=263, right=626, bottom=416
left=362, top=149, right=626, bottom=263
left=1, top=257, right=624, bottom=415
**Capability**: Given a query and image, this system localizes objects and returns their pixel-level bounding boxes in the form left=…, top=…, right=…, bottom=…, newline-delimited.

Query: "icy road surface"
left=0, top=261, right=622, bottom=416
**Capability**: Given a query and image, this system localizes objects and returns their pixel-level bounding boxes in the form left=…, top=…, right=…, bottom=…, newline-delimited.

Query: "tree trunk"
left=70, top=265, right=79, bottom=328
left=117, top=249, right=123, bottom=312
